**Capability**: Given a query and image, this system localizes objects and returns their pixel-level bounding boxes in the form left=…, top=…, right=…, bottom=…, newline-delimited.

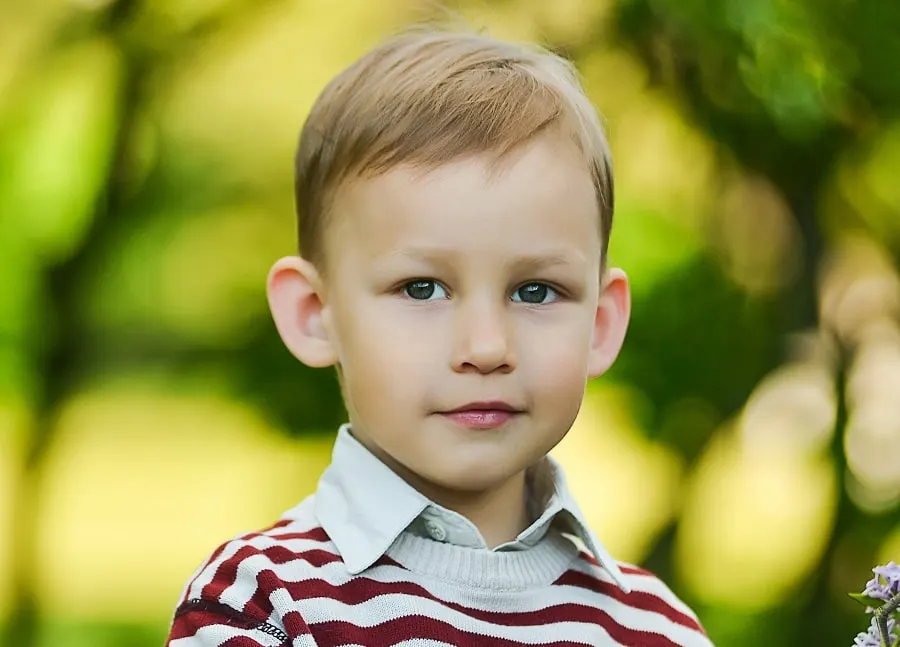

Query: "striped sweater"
left=167, top=427, right=713, bottom=646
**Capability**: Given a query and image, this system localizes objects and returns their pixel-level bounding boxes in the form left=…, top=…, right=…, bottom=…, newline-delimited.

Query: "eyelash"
left=396, top=279, right=565, bottom=303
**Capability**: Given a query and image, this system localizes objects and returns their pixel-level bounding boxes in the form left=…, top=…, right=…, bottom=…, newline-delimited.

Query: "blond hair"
left=294, top=27, right=614, bottom=272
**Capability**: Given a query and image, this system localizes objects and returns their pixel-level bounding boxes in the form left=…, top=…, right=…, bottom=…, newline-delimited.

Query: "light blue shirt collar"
left=314, top=424, right=630, bottom=592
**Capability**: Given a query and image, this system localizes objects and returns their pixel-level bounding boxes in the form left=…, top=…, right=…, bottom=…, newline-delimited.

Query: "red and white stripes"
left=167, top=514, right=711, bottom=647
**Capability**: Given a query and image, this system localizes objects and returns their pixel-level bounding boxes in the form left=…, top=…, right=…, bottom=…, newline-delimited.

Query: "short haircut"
left=294, top=27, right=614, bottom=273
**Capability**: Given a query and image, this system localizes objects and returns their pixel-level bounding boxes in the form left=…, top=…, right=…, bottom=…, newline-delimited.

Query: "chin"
left=424, top=464, right=518, bottom=494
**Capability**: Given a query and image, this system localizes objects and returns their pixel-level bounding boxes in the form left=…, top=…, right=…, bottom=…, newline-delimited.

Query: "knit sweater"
left=166, top=426, right=713, bottom=646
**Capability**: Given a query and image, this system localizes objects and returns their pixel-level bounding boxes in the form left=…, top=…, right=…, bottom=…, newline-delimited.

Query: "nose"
left=450, top=298, right=516, bottom=374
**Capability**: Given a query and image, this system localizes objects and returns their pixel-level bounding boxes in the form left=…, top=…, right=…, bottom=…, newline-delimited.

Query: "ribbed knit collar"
left=314, top=424, right=630, bottom=593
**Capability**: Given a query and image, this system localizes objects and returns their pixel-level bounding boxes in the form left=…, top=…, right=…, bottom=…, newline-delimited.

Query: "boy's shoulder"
left=566, top=549, right=707, bottom=633
left=175, top=496, right=333, bottom=604
left=167, top=497, right=334, bottom=645
left=554, top=550, right=712, bottom=646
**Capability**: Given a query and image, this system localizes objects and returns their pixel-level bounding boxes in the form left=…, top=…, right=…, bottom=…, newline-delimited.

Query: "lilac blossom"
left=853, top=616, right=897, bottom=647
left=865, top=562, right=900, bottom=603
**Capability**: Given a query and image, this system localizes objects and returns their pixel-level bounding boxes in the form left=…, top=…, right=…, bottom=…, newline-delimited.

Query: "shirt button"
left=424, top=519, right=447, bottom=542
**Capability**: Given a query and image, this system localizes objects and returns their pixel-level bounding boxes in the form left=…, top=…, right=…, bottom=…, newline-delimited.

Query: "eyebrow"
left=388, top=247, right=586, bottom=271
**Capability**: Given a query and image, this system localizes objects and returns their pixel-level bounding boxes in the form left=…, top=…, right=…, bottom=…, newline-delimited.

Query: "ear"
left=587, top=267, right=631, bottom=379
left=267, top=256, right=338, bottom=368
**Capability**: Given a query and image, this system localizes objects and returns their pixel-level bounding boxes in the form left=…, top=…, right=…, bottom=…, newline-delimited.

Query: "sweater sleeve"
left=165, top=537, right=319, bottom=647
left=166, top=598, right=294, bottom=646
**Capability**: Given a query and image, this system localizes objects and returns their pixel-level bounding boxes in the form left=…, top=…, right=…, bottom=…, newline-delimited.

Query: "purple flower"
left=864, top=562, right=900, bottom=603
left=853, top=616, right=897, bottom=647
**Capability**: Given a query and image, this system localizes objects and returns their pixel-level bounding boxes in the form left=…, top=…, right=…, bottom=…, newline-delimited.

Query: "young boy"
left=166, top=27, right=713, bottom=647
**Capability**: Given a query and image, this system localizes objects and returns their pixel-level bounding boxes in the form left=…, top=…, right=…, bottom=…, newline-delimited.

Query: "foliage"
left=0, top=0, right=898, bottom=646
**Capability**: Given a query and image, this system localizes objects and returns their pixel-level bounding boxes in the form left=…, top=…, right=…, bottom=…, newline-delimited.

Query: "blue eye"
left=511, top=283, right=558, bottom=304
left=402, top=280, right=449, bottom=300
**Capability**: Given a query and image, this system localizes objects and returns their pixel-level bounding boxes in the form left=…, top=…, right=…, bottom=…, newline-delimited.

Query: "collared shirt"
left=169, top=424, right=714, bottom=646
left=314, top=423, right=631, bottom=593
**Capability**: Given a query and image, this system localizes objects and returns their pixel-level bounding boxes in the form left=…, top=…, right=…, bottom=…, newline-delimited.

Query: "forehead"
left=325, top=133, right=601, bottom=266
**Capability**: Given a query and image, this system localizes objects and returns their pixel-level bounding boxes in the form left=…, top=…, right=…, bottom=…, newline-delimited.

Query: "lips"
left=445, top=401, right=519, bottom=413
left=439, top=401, right=522, bottom=430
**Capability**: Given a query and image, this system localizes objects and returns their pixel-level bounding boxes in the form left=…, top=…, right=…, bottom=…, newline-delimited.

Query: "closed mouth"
left=442, top=401, right=522, bottom=414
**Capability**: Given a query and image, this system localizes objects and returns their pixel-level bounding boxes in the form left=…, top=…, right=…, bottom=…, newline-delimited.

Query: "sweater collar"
left=314, top=424, right=630, bottom=593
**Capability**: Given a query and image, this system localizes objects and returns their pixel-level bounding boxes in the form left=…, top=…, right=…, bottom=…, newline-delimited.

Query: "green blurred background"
left=2, top=0, right=900, bottom=645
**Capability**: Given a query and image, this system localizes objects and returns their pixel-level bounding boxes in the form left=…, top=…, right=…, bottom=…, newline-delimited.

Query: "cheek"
left=520, top=312, right=593, bottom=364
left=334, top=301, right=441, bottom=397
left=519, top=320, right=592, bottom=392
left=537, top=348, right=590, bottom=394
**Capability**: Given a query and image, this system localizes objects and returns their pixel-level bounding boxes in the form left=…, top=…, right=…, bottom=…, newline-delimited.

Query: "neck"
left=347, top=428, right=533, bottom=548
left=413, top=471, right=531, bottom=548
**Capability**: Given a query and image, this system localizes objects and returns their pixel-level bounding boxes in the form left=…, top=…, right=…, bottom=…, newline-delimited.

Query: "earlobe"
left=587, top=267, right=631, bottom=379
left=267, top=256, right=338, bottom=368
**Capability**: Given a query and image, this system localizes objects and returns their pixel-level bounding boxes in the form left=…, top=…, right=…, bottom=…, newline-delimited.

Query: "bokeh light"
left=33, top=385, right=332, bottom=622
left=554, top=385, right=684, bottom=565
left=0, top=402, right=29, bottom=623
left=676, top=424, right=837, bottom=610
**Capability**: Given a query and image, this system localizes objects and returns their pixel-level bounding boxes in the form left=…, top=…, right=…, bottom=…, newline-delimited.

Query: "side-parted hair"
left=294, top=27, right=614, bottom=273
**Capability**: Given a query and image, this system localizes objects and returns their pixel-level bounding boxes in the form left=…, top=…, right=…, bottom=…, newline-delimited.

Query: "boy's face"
left=270, top=131, right=630, bottom=500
